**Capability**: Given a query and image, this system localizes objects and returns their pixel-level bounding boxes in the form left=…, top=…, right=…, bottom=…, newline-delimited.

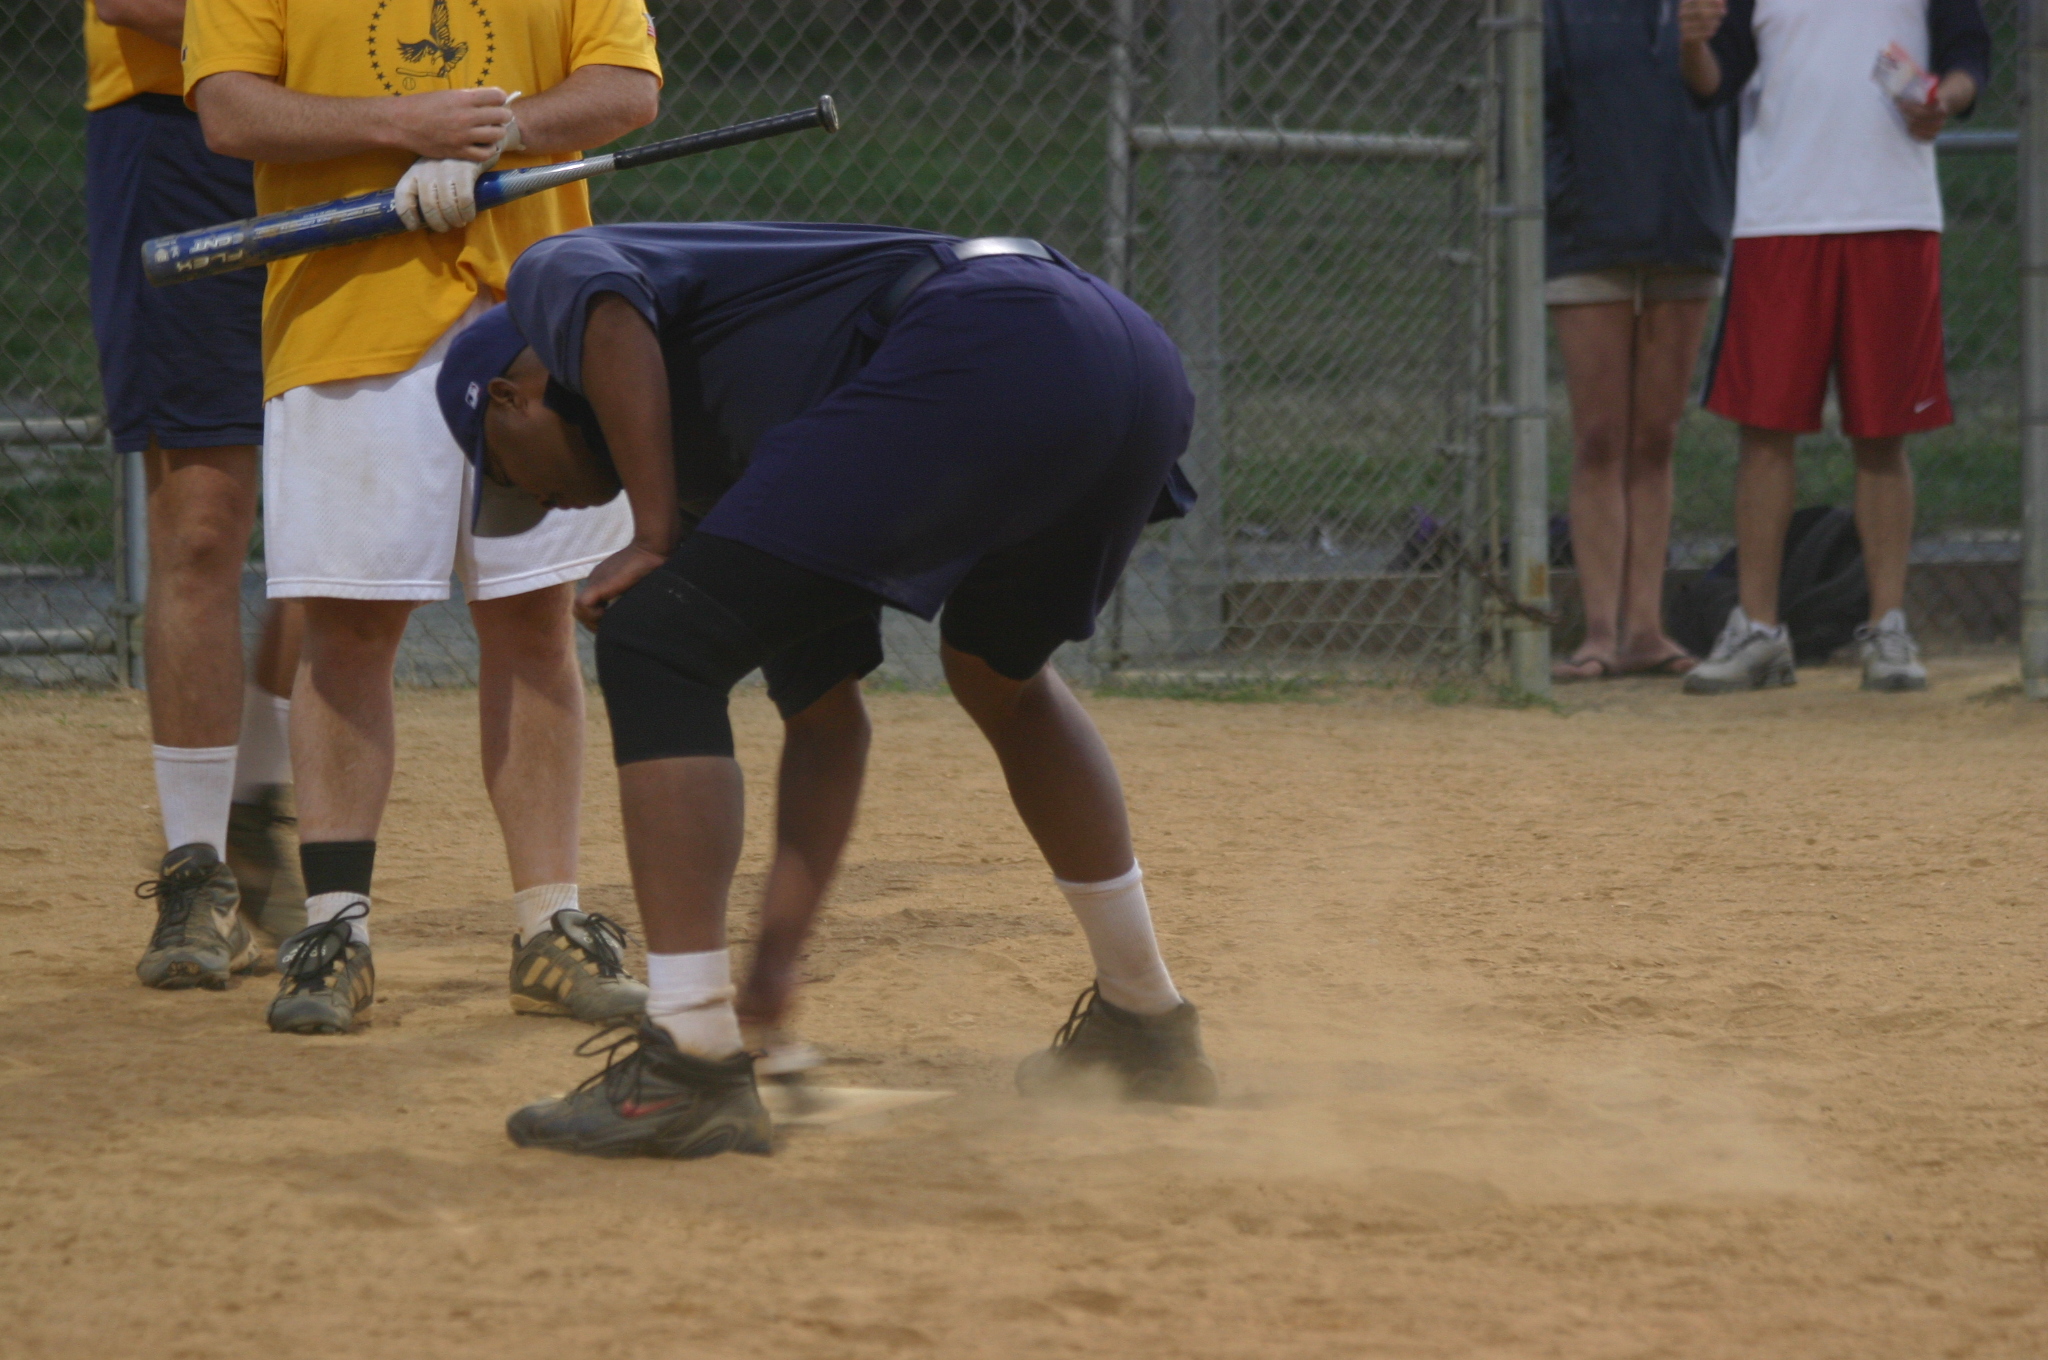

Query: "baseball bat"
left=142, top=95, right=839, bottom=287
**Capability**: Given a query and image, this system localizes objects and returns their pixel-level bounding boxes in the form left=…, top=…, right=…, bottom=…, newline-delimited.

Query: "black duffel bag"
left=1668, top=506, right=1868, bottom=665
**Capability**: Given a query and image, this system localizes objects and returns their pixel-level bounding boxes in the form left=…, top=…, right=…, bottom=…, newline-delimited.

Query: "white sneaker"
left=1683, top=605, right=1796, bottom=695
left=1856, top=609, right=1928, bottom=692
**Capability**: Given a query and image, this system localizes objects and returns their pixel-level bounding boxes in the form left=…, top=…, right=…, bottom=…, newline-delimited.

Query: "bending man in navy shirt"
left=435, top=222, right=1217, bottom=1160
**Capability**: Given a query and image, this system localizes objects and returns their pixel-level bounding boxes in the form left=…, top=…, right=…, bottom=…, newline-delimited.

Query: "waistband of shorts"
left=108, top=93, right=199, bottom=119
left=870, top=237, right=1059, bottom=327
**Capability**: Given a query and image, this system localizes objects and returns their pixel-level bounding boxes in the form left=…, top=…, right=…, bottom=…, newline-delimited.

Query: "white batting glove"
left=393, top=156, right=484, bottom=232
left=393, top=93, right=524, bottom=233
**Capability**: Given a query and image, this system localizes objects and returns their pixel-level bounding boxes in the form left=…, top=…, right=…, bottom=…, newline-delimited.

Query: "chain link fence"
left=26, top=2, right=2019, bottom=691
left=1, top=0, right=1505, bottom=691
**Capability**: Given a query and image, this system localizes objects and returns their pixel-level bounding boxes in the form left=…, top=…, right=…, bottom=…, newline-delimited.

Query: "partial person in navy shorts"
left=432, top=223, right=1218, bottom=1159
left=84, top=1, right=304, bottom=993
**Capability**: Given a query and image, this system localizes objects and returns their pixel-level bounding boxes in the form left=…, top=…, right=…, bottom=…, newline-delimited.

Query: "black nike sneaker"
left=1015, top=984, right=1220, bottom=1106
left=507, top=1021, right=773, bottom=1160
left=135, top=844, right=257, bottom=990
left=266, top=904, right=374, bottom=1035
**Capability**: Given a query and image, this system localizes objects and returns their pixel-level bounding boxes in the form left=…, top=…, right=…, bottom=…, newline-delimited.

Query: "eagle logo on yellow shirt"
left=369, top=0, right=497, bottom=93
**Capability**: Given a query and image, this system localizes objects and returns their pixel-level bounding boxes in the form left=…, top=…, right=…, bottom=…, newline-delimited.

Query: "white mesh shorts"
left=261, top=310, right=631, bottom=602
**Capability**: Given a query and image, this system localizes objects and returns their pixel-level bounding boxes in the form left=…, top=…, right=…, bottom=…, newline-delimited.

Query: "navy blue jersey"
left=504, top=222, right=957, bottom=509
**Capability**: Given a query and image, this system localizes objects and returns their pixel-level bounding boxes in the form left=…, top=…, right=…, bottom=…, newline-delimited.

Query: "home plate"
left=760, top=1081, right=954, bottom=1128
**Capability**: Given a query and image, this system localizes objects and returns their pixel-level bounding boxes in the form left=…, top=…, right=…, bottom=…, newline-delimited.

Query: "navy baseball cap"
left=436, top=305, right=552, bottom=538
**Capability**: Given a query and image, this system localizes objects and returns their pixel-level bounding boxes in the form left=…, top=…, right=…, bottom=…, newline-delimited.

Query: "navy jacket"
left=1545, top=0, right=1738, bottom=279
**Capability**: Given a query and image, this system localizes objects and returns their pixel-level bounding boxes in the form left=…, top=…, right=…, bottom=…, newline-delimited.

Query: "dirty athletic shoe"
left=1857, top=610, right=1929, bottom=692
left=266, top=904, right=374, bottom=1035
left=1683, top=606, right=1796, bottom=695
left=1016, top=984, right=1220, bottom=1106
left=509, top=910, right=648, bottom=1024
left=226, top=785, right=305, bottom=944
left=507, top=1021, right=773, bottom=1160
left=135, top=843, right=257, bottom=990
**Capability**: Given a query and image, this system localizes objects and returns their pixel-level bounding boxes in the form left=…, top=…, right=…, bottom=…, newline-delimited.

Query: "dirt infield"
left=2, top=658, right=2045, bottom=1358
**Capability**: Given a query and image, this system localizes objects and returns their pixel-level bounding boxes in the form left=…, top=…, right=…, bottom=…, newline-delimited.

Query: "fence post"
left=2023, top=0, right=2048, bottom=697
left=1165, top=0, right=1225, bottom=656
left=1501, top=0, right=1551, bottom=695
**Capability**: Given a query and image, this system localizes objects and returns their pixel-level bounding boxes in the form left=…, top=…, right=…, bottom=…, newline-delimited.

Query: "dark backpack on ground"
left=1668, top=506, right=1868, bottom=664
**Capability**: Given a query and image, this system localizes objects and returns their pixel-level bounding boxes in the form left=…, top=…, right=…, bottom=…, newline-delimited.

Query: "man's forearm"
left=582, top=295, right=681, bottom=554
left=505, top=65, right=660, bottom=155
left=193, top=72, right=408, bottom=163
left=1680, top=42, right=1722, bottom=100
left=1937, top=69, right=1979, bottom=117
left=93, top=0, right=184, bottom=50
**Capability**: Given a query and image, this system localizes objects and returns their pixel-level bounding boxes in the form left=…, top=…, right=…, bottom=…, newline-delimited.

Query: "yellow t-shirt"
left=182, top=0, right=662, bottom=397
left=85, top=2, right=185, bottom=111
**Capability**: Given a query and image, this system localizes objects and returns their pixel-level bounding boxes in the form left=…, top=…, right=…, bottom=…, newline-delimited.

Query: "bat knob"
left=816, top=95, right=840, bottom=134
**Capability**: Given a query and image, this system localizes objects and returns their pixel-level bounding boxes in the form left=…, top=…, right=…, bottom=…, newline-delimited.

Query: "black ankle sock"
left=300, top=840, right=376, bottom=898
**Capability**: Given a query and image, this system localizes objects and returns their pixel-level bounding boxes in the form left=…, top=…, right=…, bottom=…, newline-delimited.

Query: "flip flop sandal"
left=1622, top=650, right=1697, bottom=676
left=1551, top=652, right=1616, bottom=682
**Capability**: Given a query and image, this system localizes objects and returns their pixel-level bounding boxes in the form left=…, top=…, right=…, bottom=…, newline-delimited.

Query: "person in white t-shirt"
left=1677, top=0, right=1989, bottom=695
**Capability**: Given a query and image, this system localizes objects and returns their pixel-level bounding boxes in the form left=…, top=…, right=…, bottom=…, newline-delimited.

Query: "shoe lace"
left=571, top=912, right=631, bottom=978
left=1870, top=627, right=1918, bottom=665
left=1707, top=610, right=1754, bottom=663
left=570, top=1022, right=669, bottom=1108
left=135, top=859, right=215, bottom=948
left=1048, top=984, right=1102, bottom=1051
left=279, top=902, right=367, bottom=988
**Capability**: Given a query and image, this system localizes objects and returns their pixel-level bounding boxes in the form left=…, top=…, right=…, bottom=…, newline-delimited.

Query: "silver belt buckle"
left=951, top=236, right=1053, bottom=262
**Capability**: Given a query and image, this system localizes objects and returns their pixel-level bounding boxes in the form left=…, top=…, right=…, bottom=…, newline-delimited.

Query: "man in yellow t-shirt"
left=86, top=1, right=308, bottom=995
left=184, top=0, right=662, bottom=1036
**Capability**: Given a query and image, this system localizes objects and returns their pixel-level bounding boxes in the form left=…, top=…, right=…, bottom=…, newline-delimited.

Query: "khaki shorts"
left=1545, top=264, right=1722, bottom=310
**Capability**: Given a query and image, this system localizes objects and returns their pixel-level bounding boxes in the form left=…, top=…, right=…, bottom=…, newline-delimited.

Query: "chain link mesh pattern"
left=11, top=1, right=2016, bottom=689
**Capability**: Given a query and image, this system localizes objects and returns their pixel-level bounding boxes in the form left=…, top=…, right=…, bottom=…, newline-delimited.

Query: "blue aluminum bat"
left=143, top=96, right=837, bottom=286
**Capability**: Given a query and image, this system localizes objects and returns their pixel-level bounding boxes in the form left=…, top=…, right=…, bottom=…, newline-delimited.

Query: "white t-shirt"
left=1733, top=0, right=1943, bottom=238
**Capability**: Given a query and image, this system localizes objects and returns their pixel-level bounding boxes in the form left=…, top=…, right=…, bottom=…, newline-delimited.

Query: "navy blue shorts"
left=697, top=253, right=1194, bottom=659
left=86, top=94, right=265, bottom=453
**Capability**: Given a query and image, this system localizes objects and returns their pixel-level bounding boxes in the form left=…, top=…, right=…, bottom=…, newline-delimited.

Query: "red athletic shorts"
left=1704, top=230, right=1952, bottom=438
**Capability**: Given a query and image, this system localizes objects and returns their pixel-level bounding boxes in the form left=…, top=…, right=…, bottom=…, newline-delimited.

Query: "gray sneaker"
left=226, top=785, right=305, bottom=944
left=1857, top=610, right=1928, bottom=692
left=135, top=843, right=257, bottom=989
left=509, top=910, right=648, bottom=1024
left=267, top=905, right=374, bottom=1034
left=1682, top=606, right=1796, bottom=695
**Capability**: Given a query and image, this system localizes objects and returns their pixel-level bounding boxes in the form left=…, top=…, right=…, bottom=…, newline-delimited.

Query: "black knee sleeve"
left=595, top=534, right=883, bottom=765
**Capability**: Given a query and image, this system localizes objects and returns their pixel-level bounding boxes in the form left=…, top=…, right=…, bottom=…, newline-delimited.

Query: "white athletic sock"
left=231, top=684, right=293, bottom=804
left=644, top=949, right=744, bottom=1058
left=305, top=891, right=370, bottom=947
left=153, top=744, right=238, bottom=858
left=1056, top=862, right=1182, bottom=1015
left=514, top=882, right=579, bottom=943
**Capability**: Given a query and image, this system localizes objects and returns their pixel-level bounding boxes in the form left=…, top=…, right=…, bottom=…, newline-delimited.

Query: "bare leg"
left=142, top=442, right=260, bottom=747
left=736, top=680, right=871, bottom=1029
left=1551, top=303, right=1636, bottom=675
left=471, top=584, right=584, bottom=891
left=290, top=598, right=415, bottom=842
left=1616, top=297, right=1712, bottom=668
left=940, top=645, right=1132, bottom=883
left=618, top=756, right=746, bottom=955
left=1734, top=425, right=1800, bottom=627
left=250, top=602, right=304, bottom=699
left=1851, top=436, right=1913, bottom=621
